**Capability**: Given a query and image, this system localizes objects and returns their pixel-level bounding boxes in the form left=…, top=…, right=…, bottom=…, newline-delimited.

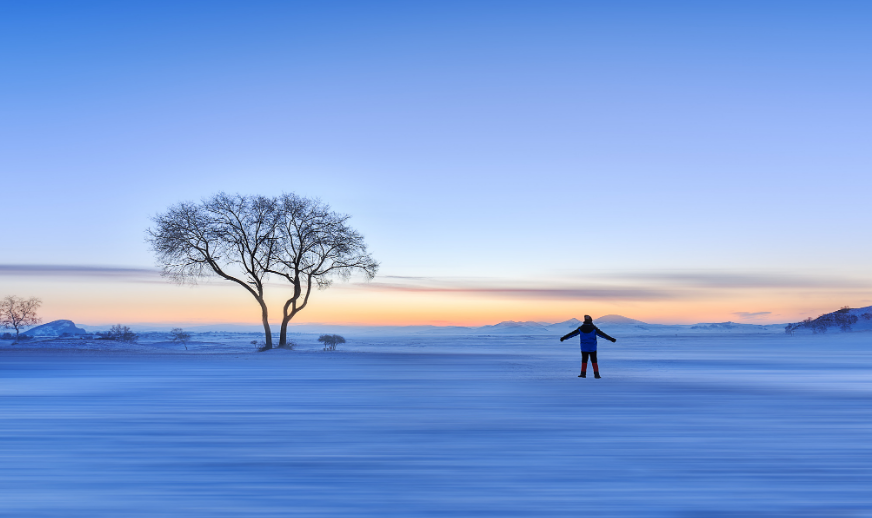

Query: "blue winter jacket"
left=561, top=324, right=616, bottom=352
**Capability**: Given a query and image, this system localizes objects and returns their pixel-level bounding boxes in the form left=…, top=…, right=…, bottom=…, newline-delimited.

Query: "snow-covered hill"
left=22, top=320, right=87, bottom=337
left=785, top=305, right=872, bottom=334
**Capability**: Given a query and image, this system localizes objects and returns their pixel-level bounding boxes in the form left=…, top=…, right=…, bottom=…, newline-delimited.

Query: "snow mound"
left=22, top=320, right=87, bottom=337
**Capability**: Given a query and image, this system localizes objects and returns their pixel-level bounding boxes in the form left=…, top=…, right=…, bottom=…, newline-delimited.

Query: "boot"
left=579, top=363, right=587, bottom=378
left=593, top=363, right=601, bottom=379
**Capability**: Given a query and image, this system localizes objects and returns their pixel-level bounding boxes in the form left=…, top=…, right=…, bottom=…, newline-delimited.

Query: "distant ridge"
left=594, top=314, right=647, bottom=325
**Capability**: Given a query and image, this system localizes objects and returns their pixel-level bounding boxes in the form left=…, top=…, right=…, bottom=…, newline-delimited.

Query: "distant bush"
left=1, top=332, right=12, bottom=340
left=98, top=325, right=138, bottom=343
left=318, top=334, right=345, bottom=351
left=785, top=308, right=858, bottom=335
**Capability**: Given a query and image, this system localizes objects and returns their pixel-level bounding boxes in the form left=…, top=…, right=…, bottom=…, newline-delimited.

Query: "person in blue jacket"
left=560, top=315, right=617, bottom=378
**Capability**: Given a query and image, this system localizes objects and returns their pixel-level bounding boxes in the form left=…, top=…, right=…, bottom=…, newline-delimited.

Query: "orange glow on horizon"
left=11, top=275, right=869, bottom=328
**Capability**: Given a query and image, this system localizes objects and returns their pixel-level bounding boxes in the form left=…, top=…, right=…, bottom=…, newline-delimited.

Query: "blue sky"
left=1, top=1, right=870, bottom=325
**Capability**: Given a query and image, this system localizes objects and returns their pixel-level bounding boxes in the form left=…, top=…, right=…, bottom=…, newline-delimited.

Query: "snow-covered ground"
left=1, top=331, right=871, bottom=517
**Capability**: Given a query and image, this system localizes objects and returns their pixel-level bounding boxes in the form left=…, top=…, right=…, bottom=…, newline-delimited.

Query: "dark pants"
left=581, top=351, right=598, bottom=370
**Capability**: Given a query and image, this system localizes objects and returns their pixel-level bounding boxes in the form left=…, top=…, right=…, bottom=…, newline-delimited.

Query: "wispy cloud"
left=733, top=311, right=772, bottom=318
left=352, top=269, right=872, bottom=302
left=363, top=282, right=677, bottom=300
left=0, top=264, right=163, bottom=283
left=596, top=271, right=871, bottom=290
left=5, top=265, right=868, bottom=305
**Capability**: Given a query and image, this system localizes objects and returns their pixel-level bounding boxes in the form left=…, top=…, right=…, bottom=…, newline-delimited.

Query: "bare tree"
left=0, top=296, right=42, bottom=342
left=147, top=192, right=377, bottom=349
left=147, top=193, right=281, bottom=347
left=269, top=194, right=378, bottom=347
left=170, top=328, right=191, bottom=350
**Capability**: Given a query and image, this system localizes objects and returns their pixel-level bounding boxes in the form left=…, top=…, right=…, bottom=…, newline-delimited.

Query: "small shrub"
left=251, top=340, right=271, bottom=351
left=275, top=340, right=296, bottom=350
left=102, top=325, right=138, bottom=343
left=318, top=334, right=346, bottom=351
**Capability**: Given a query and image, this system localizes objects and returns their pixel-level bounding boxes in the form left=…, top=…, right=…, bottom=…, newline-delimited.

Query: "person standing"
left=560, top=315, right=617, bottom=378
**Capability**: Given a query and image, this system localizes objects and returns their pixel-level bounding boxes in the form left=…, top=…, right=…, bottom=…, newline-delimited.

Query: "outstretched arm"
left=594, top=326, right=617, bottom=343
left=560, top=328, right=580, bottom=342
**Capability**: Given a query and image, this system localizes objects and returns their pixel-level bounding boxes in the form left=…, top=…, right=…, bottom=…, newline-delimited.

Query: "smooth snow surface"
left=2, top=333, right=871, bottom=517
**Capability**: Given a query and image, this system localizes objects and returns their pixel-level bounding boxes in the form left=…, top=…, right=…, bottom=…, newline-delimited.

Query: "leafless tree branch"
left=147, top=192, right=378, bottom=349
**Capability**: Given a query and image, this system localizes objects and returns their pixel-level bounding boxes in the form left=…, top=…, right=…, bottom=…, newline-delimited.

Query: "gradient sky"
left=1, top=1, right=870, bottom=327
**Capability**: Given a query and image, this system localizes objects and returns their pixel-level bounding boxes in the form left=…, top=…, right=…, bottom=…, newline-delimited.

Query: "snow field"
left=1, top=333, right=871, bottom=517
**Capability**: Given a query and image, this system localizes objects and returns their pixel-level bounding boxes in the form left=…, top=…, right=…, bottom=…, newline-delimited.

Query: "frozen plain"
left=1, top=331, right=871, bottom=517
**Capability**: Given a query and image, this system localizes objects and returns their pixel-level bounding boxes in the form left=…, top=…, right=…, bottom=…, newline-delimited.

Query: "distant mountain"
left=594, top=315, right=647, bottom=325
left=690, top=322, right=757, bottom=330
left=545, top=318, right=582, bottom=331
left=477, top=321, right=551, bottom=334
left=22, top=320, right=86, bottom=337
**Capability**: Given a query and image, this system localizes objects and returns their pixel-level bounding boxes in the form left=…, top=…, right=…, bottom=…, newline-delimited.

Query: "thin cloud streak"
left=5, top=265, right=869, bottom=305
left=0, top=264, right=163, bottom=283
left=353, top=269, right=872, bottom=302
left=363, top=282, right=677, bottom=300
left=595, top=271, right=872, bottom=290
left=0, top=264, right=356, bottom=290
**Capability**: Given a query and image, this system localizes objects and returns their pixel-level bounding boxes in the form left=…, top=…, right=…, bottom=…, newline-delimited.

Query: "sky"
left=1, top=1, right=870, bottom=327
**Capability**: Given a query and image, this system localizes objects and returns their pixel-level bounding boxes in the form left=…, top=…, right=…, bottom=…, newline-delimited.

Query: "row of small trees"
left=785, top=307, right=872, bottom=335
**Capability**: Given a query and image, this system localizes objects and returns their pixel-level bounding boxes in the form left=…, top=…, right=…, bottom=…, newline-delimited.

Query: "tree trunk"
left=279, top=315, right=291, bottom=346
left=259, top=300, right=272, bottom=349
